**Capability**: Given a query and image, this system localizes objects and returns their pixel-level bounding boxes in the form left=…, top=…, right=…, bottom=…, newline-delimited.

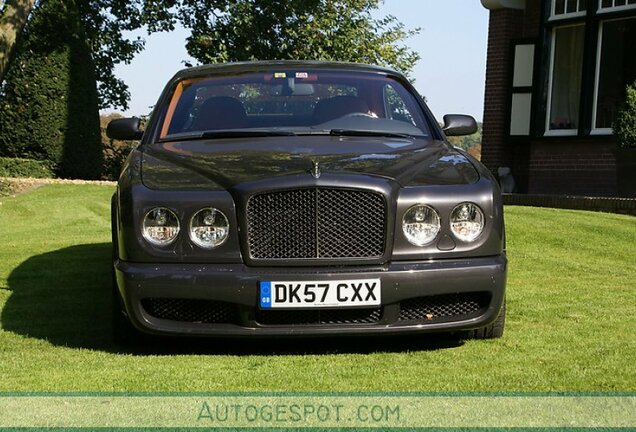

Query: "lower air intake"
left=399, top=293, right=489, bottom=323
left=255, top=308, right=382, bottom=326
left=141, top=298, right=238, bottom=324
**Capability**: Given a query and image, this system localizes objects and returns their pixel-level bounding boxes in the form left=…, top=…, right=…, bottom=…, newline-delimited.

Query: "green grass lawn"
left=0, top=184, right=634, bottom=392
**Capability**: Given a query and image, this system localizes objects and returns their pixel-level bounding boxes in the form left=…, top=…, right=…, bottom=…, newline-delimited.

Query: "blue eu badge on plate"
left=259, top=281, right=272, bottom=309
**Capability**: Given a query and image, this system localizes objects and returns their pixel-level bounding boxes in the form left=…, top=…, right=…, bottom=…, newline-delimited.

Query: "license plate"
left=259, top=279, right=381, bottom=309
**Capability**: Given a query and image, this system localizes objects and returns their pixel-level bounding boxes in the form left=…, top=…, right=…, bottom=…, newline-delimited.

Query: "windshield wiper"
left=161, top=130, right=296, bottom=141
left=201, top=130, right=296, bottom=138
left=329, top=129, right=416, bottom=139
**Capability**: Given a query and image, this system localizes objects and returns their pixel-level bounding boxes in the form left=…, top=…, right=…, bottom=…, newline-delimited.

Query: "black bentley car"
left=108, top=61, right=506, bottom=341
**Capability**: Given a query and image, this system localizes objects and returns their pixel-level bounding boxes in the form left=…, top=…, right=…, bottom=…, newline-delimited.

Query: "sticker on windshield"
left=295, top=72, right=308, bottom=79
left=274, top=72, right=287, bottom=78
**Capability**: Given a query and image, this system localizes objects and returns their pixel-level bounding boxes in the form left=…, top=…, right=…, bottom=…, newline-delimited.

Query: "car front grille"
left=398, top=293, right=490, bottom=323
left=246, top=188, right=386, bottom=260
left=141, top=298, right=238, bottom=324
left=255, top=307, right=382, bottom=326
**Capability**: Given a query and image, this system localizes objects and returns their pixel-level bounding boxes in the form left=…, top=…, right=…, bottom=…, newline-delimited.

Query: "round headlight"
left=142, top=207, right=180, bottom=246
left=450, top=203, right=484, bottom=242
left=402, top=204, right=441, bottom=246
left=189, top=207, right=229, bottom=248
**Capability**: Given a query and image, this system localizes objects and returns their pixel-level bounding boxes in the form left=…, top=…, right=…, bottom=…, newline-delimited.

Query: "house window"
left=598, top=0, right=636, bottom=12
left=593, top=17, right=636, bottom=132
left=538, top=1, right=636, bottom=137
left=509, top=44, right=535, bottom=136
left=546, top=24, right=585, bottom=135
left=551, top=0, right=588, bottom=19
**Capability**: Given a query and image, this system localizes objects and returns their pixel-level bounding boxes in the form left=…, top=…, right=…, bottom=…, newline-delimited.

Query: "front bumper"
left=114, top=254, right=507, bottom=337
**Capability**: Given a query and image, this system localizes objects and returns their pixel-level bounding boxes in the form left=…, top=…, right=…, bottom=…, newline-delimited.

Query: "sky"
left=111, top=0, right=489, bottom=122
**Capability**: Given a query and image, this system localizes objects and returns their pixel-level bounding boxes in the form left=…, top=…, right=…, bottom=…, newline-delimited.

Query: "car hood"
left=140, top=135, right=479, bottom=190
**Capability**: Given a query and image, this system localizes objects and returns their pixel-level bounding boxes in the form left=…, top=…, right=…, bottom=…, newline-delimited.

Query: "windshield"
left=159, top=69, right=431, bottom=139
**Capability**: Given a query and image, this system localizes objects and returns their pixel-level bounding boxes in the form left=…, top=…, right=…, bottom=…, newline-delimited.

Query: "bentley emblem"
left=311, top=161, right=321, bottom=179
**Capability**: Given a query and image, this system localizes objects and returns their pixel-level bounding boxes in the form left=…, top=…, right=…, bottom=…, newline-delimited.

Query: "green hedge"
left=0, top=157, right=55, bottom=178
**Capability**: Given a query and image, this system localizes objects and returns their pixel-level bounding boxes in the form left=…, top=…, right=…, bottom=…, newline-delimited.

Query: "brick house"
left=480, top=0, right=636, bottom=196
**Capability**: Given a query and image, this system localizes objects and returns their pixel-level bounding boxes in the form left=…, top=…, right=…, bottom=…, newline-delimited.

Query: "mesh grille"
left=247, top=188, right=386, bottom=260
left=399, top=293, right=489, bottom=323
left=255, top=308, right=382, bottom=326
left=141, top=298, right=237, bottom=324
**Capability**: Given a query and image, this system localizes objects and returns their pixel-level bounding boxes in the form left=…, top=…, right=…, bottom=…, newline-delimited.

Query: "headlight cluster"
left=142, top=207, right=229, bottom=248
left=402, top=202, right=484, bottom=246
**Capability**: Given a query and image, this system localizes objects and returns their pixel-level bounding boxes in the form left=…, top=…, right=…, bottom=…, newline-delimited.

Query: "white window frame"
left=550, top=0, right=588, bottom=20
left=545, top=23, right=585, bottom=137
left=598, top=0, right=636, bottom=14
left=591, top=21, right=613, bottom=135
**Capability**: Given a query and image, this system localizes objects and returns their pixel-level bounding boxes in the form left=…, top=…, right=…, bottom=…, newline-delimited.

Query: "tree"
left=0, top=0, right=37, bottom=83
left=0, top=0, right=179, bottom=179
left=0, top=0, right=103, bottom=178
left=179, top=0, right=420, bottom=78
left=1, top=0, right=173, bottom=110
left=77, top=0, right=177, bottom=110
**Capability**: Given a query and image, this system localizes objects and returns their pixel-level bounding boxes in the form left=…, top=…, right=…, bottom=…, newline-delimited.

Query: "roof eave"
left=481, top=0, right=525, bottom=10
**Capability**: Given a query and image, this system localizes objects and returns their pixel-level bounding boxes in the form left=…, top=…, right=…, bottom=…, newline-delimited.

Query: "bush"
left=0, top=157, right=55, bottom=178
left=0, top=0, right=103, bottom=179
left=102, top=141, right=134, bottom=181
left=0, top=179, right=10, bottom=196
left=100, top=113, right=136, bottom=181
left=614, top=80, right=636, bottom=149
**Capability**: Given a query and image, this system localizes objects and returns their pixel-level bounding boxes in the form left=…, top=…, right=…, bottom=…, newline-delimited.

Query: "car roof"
left=171, top=60, right=406, bottom=81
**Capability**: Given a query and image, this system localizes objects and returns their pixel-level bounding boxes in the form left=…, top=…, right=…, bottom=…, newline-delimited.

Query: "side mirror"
left=442, top=114, right=478, bottom=136
left=106, top=117, right=144, bottom=140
